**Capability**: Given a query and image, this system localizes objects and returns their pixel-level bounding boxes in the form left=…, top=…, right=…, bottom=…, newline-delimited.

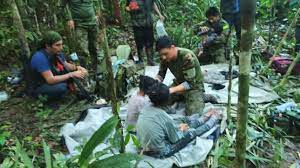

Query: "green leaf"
left=0, top=157, right=14, bottom=168
left=43, top=140, right=52, bottom=168
left=89, top=153, right=141, bottom=168
left=15, top=140, right=34, bottom=168
left=78, top=116, right=119, bottom=167
left=116, top=45, right=131, bottom=60
left=124, top=133, right=130, bottom=145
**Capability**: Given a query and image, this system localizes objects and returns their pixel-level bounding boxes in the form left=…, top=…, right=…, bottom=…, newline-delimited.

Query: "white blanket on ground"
left=60, top=107, right=215, bottom=168
left=145, top=64, right=279, bottom=104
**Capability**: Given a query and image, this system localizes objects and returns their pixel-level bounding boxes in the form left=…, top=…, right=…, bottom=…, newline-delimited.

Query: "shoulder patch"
left=182, top=54, right=195, bottom=70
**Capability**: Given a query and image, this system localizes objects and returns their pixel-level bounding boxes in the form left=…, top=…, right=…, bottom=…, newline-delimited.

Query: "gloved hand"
left=203, top=33, right=217, bottom=47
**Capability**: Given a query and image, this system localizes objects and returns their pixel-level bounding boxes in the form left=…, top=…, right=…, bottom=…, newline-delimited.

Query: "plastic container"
left=156, top=20, right=168, bottom=37
left=0, top=91, right=8, bottom=103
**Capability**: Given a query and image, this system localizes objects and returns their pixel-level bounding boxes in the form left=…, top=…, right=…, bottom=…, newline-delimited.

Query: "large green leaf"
left=15, top=140, right=34, bottom=168
left=78, top=115, right=119, bottom=167
left=43, top=140, right=52, bottom=168
left=89, top=153, right=141, bottom=168
left=116, top=45, right=131, bottom=60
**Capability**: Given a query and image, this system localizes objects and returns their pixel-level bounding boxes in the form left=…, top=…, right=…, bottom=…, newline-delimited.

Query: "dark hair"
left=205, top=7, right=220, bottom=18
left=139, top=75, right=158, bottom=93
left=145, top=82, right=170, bottom=106
left=156, top=35, right=173, bottom=52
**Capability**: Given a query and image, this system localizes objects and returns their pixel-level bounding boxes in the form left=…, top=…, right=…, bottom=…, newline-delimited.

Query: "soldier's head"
left=41, top=31, right=63, bottom=55
left=156, top=36, right=178, bottom=62
left=145, top=82, right=170, bottom=106
left=205, top=7, right=221, bottom=24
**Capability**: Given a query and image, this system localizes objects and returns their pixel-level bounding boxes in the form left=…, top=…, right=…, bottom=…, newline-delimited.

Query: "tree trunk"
left=98, top=0, right=125, bottom=153
left=235, top=0, right=256, bottom=167
left=11, top=0, right=31, bottom=91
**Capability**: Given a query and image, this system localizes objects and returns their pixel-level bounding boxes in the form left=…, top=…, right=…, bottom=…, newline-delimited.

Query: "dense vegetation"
left=0, top=0, right=299, bottom=167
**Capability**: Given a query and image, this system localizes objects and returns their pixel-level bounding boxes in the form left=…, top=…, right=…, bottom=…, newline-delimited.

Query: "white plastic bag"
left=156, top=20, right=168, bottom=37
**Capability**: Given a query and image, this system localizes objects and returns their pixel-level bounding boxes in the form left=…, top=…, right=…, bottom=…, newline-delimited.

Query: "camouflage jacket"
left=197, top=19, right=230, bottom=51
left=157, top=48, right=204, bottom=91
left=61, top=0, right=97, bottom=28
left=126, top=0, right=155, bottom=27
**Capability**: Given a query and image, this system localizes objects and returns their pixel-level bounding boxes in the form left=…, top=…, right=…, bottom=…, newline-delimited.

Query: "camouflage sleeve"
left=214, top=20, right=230, bottom=45
left=59, top=0, right=72, bottom=21
left=157, top=61, right=167, bottom=81
left=182, top=53, right=198, bottom=90
left=214, top=21, right=230, bottom=44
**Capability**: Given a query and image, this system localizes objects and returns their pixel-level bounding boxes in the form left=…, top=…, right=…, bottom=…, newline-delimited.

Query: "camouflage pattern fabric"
left=197, top=19, right=230, bottom=64
left=61, top=0, right=97, bottom=28
left=158, top=48, right=205, bottom=115
left=75, top=26, right=103, bottom=72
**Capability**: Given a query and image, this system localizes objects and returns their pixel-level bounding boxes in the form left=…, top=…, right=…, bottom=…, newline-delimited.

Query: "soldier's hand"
left=200, top=26, right=209, bottom=32
left=67, top=20, right=75, bottom=30
left=159, top=14, right=165, bottom=22
left=125, top=6, right=131, bottom=12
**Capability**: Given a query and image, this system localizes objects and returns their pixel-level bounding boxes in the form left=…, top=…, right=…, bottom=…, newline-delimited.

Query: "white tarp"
left=60, top=107, right=215, bottom=168
left=145, top=64, right=279, bottom=104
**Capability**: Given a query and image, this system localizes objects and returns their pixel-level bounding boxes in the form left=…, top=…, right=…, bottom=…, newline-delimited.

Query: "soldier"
left=125, top=0, right=164, bottom=66
left=196, top=7, right=230, bottom=64
left=155, top=36, right=205, bottom=116
left=61, top=0, right=102, bottom=74
left=220, top=0, right=241, bottom=41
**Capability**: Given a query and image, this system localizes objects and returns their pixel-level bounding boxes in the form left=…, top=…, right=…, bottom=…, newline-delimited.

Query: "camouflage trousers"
left=199, top=47, right=227, bottom=65
left=184, top=90, right=205, bottom=116
left=170, top=89, right=205, bottom=116
left=75, top=26, right=103, bottom=73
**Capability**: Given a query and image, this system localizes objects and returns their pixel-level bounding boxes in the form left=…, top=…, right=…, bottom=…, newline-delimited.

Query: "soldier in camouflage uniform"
left=125, top=0, right=164, bottom=66
left=156, top=36, right=205, bottom=116
left=61, top=0, right=102, bottom=73
left=296, top=10, right=300, bottom=52
left=220, top=0, right=241, bottom=41
left=196, top=7, right=230, bottom=65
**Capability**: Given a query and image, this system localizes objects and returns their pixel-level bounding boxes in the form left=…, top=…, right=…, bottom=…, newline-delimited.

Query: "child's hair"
left=146, top=82, right=170, bottom=106
left=205, top=7, right=220, bottom=18
left=139, top=75, right=158, bottom=93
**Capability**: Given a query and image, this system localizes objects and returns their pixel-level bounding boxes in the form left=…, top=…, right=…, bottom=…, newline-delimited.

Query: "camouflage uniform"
left=197, top=19, right=230, bottom=64
left=157, top=48, right=205, bottom=115
left=220, top=0, right=241, bottom=40
left=61, top=0, right=103, bottom=72
left=126, top=0, right=156, bottom=65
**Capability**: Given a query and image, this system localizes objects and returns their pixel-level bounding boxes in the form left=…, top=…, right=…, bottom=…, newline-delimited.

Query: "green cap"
left=42, top=31, right=62, bottom=47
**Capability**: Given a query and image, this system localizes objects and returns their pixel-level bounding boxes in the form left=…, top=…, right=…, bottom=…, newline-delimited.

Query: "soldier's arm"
left=153, top=2, right=165, bottom=21
left=181, top=53, right=198, bottom=90
left=156, top=61, right=167, bottom=82
left=60, top=0, right=73, bottom=22
left=214, top=21, right=230, bottom=44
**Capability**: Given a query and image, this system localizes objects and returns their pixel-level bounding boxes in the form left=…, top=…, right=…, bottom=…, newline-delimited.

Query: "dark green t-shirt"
left=127, top=0, right=155, bottom=27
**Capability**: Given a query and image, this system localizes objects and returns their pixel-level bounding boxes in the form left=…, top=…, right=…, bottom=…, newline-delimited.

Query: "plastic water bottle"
left=156, top=20, right=168, bottom=37
left=70, top=52, right=79, bottom=61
